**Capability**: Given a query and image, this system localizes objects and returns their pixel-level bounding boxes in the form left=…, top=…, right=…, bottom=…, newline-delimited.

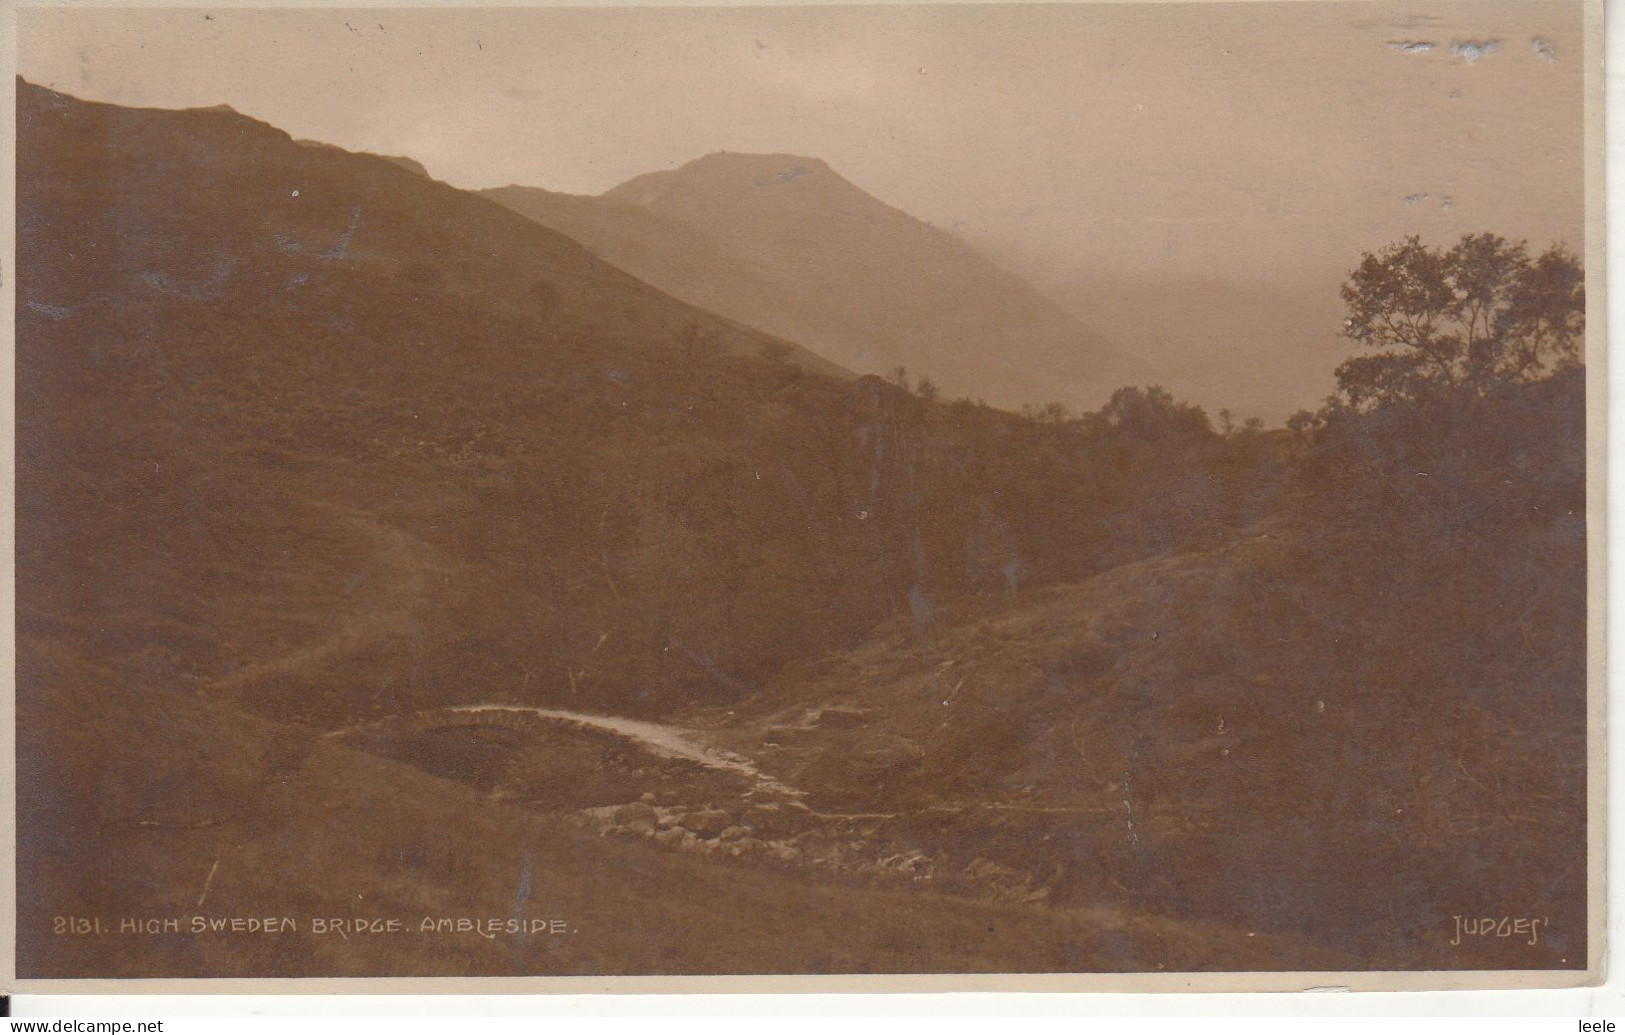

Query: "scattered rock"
left=770, top=843, right=801, bottom=863
left=718, top=824, right=749, bottom=843
left=612, top=801, right=659, bottom=827
left=744, top=802, right=809, bottom=839
left=677, top=809, right=734, bottom=838
left=880, top=851, right=933, bottom=875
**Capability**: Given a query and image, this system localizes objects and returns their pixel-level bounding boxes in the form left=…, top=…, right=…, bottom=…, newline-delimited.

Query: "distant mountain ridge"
left=486, top=152, right=1152, bottom=410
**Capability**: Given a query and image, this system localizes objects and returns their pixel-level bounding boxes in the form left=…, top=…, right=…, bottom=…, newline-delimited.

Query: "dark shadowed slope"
left=18, top=79, right=866, bottom=728
left=485, top=152, right=1150, bottom=410
left=705, top=369, right=1587, bottom=971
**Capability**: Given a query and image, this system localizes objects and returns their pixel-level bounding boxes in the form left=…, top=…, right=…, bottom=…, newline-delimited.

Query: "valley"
left=15, top=73, right=1588, bottom=980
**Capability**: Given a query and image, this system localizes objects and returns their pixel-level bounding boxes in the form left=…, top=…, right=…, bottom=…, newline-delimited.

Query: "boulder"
left=677, top=809, right=734, bottom=838
left=611, top=802, right=659, bottom=831
left=745, top=802, right=813, bottom=840
left=770, top=843, right=801, bottom=864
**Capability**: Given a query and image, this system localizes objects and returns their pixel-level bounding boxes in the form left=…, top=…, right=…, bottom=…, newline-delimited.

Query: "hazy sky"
left=21, top=2, right=1587, bottom=286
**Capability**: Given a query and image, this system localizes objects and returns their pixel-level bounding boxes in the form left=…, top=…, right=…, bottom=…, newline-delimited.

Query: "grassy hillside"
left=698, top=371, right=1587, bottom=970
left=27, top=637, right=1370, bottom=978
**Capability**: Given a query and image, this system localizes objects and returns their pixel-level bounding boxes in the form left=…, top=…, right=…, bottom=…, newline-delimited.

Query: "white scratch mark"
left=1450, top=39, right=1500, bottom=63
left=195, top=859, right=220, bottom=909
left=320, top=206, right=364, bottom=260
left=1122, top=776, right=1139, bottom=847
left=25, top=300, right=73, bottom=320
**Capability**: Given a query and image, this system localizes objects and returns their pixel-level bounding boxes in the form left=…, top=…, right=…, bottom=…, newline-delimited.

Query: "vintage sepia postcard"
left=3, top=0, right=1605, bottom=994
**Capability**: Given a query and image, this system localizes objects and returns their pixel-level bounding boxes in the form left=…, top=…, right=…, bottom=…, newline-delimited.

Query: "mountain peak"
left=603, top=152, right=844, bottom=206
left=684, top=151, right=833, bottom=178
left=516, top=146, right=1150, bottom=409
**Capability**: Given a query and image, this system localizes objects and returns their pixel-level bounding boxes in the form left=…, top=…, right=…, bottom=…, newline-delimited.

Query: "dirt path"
left=208, top=500, right=453, bottom=694
left=438, top=705, right=803, bottom=797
